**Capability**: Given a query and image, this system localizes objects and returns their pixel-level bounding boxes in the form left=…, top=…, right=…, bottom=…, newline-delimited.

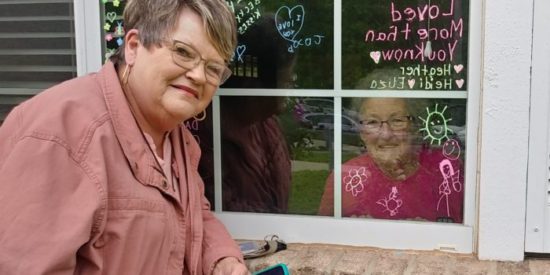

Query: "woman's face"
left=359, top=98, right=415, bottom=167
left=125, top=8, right=224, bottom=133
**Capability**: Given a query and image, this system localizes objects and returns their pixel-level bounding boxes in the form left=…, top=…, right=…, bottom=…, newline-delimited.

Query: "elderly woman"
left=0, top=0, right=248, bottom=274
left=318, top=98, right=464, bottom=223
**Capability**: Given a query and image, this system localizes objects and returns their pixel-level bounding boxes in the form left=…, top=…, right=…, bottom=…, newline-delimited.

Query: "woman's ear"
left=123, top=29, right=140, bottom=66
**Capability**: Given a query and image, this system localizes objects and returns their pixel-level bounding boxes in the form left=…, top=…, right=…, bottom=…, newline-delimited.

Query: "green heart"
left=106, top=12, right=117, bottom=23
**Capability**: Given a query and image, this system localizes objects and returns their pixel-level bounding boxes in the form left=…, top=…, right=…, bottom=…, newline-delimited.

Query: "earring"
left=121, top=64, right=131, bottom=85
left=194, top=110, right=206, bottom=121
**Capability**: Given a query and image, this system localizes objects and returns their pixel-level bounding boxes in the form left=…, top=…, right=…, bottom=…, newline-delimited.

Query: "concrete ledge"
left=245, top=243, right=550, bottom=274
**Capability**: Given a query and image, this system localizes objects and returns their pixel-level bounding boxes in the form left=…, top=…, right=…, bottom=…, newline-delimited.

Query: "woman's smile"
left=377, top=144, right=399, bottom=149
left=171, top=84, right=198, bottom=99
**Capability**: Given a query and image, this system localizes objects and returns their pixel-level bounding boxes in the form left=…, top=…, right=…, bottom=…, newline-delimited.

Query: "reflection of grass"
left=294, top=150, right=329, bottom=163
left=342, top=151, right=359, bottom=163
left=292, top=150, right=358, bottom=163
left=288, top=170, right=330, bottom=215
left=343, top=133, right=363, bottom=147
left=308, top=131, right=363, bottom=147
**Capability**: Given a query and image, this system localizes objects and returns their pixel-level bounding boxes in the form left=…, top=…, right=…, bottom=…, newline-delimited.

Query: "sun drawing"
left=418, top=103, right=453, bottom=145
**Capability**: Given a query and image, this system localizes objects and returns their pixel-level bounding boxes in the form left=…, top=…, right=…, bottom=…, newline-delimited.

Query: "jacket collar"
left=97, top=61, right=165, bottom=188
left=97, top=62, right=207, bottom=271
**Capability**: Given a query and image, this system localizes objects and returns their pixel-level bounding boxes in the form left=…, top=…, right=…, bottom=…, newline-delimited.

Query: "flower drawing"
left=344, top=167, right=368, bottom=197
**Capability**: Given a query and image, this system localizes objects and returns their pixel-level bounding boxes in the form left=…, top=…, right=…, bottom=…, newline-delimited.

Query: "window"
left=96, top=0, right=481, bottom=252
left=215, top=0, right=480, bottom=253
left=101, top=0, right=125, bottom=62
left=0, top=0, right=77, bottom=124
left=327, top=97, right=466, bottom=224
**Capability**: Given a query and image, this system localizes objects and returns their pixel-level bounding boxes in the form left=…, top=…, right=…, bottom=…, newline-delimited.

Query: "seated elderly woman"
left=318, top=97, right=464, bottom=223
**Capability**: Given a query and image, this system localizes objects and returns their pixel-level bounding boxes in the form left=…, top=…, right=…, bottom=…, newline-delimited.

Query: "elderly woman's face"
left=127, top=8, right=224, bottom=130
left=359, top=98, right=414, bottom=166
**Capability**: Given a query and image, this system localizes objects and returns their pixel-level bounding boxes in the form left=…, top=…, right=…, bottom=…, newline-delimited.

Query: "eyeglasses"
left=359, top=115, right=411, bottom=133
left=167, top=39, right=232, bottom=86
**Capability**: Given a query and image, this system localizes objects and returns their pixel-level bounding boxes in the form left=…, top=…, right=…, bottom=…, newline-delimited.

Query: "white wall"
left=477, top=0, right=534, bottom=261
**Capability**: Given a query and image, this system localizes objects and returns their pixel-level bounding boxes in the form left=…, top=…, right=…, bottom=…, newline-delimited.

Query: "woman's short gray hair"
left=110, top=0, right=237, bottom=65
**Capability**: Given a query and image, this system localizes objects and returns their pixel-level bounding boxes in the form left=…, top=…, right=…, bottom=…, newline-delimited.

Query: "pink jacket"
left=0, top=62, right=243, bottom=274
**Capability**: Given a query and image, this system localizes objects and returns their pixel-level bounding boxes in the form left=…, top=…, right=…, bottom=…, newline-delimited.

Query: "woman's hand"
left=212, top=257, right=250, bottom=275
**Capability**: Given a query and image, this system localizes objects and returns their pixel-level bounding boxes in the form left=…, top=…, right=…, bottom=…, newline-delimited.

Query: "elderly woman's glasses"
left=168, top=40, right=231, bottom=85
left=360, top=115, right=412, bottom=133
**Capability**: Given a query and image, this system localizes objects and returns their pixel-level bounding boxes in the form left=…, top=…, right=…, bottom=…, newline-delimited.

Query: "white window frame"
left=74, top=0, right=102, bottom=75
left=75, top=0, right=482, bottom=253
left=216, top=0, right=481, bottom=253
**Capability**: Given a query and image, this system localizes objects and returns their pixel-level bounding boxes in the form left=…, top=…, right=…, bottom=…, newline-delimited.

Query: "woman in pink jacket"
left=0, top=0, right=248, bottom=274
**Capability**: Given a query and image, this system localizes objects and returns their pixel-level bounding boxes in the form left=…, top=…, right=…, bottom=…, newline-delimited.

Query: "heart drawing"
left=455, top=79, right=464, bottom=89
left=408, top=79, right=415, bottom=89
left=370, top=51, right=381, bottom=64
left=275, top=5, right=305, bottom=41
left=454, top=64, right=464, bottom=74
left=235, top=45, right=246, bottom=62
left=106, top=12, right=117, bottom=23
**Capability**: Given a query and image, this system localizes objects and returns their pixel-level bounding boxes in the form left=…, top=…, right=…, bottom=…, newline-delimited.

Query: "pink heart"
left=370, top=51, right=381, bottom=64
left=442, top=139, right=461, bottom=160
left=407, top=79, right=415, bottom=89
left=454, top=64, right=464, bottom=74
left=105, top=34, right=113, bottom=41
left=456, top=79, right=464, bottom=89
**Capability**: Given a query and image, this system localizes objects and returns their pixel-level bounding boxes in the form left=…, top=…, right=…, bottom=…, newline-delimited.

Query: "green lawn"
left=288, top=169, right=331, bottom=215
left=279, top=111, right=361, bottom=215
left=287, top=149, right=360, bottom=215
left=292, top=149, right=359, bottom=163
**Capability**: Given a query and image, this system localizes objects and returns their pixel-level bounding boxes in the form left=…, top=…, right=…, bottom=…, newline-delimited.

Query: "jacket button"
left=162, top=179, right=168, bottom=189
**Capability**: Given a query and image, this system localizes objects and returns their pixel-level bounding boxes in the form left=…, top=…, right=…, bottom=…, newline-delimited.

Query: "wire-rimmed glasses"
left=359, top=115, right=412, bottom=133
left=167, top=39, right=232, bottom=86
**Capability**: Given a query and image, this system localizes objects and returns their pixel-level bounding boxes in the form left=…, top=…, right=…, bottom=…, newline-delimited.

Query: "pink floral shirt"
left=319, top=148, right=463, bottom=223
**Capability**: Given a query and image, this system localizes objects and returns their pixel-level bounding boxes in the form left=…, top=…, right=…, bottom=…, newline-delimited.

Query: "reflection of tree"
left=280, top=98, right=314, bottom=160
left=225, top=13, right=294, bottom=88
left=293, top=0, right=334, bottom=89
left=245, top=0, right=334, bottom=89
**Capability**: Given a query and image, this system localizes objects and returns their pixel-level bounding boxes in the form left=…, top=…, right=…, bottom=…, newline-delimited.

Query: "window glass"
left=342, top=0, right=469, bottom=90
left=101, top=0, right=335, bottom=88
left=318, top=97, right=466, bottom=223
left=96, top=0, right=471, bottom=226
left=186, top=106, right=216, bottom=207
left=101, top=0, right=126, bottom=62
left=219, top=96, right=332, bottom=214
left=222, top=0, right=334, bottom=89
